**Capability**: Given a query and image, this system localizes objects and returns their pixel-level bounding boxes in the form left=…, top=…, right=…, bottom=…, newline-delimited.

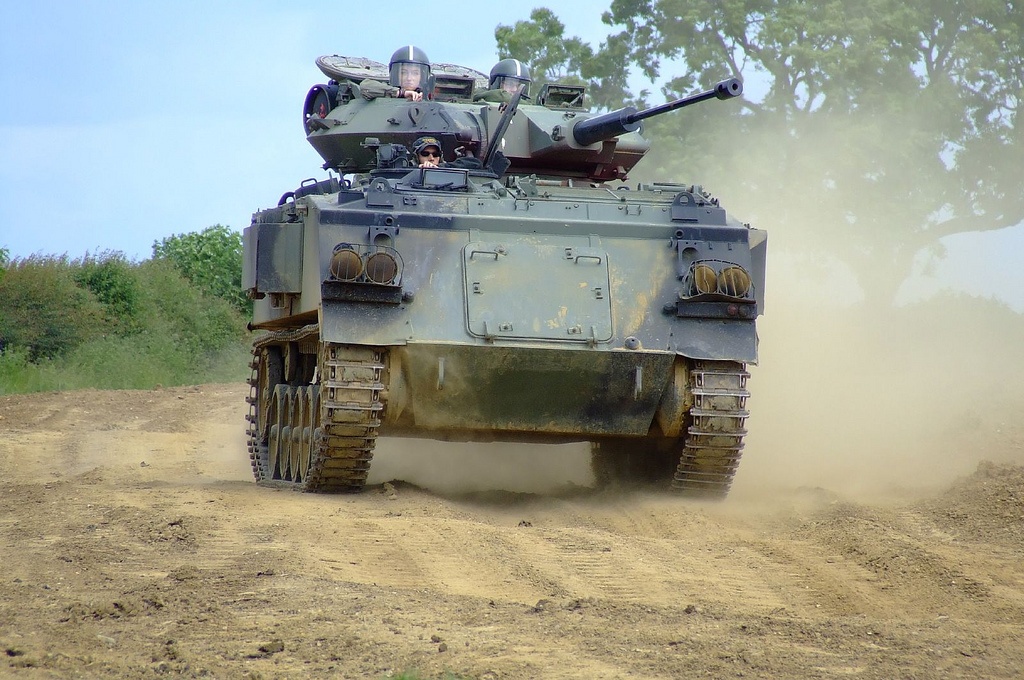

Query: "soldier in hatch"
left=413, top=136, right=444, bottom=168
left=412, top=136, right=483, bottom=170
left=360, top=45, right=432, bottom=102
left=474, top=58, right=533, bottom=103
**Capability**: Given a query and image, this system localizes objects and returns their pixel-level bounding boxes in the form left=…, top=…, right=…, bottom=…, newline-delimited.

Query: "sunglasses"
left=419, top=150, right=440, bottom=158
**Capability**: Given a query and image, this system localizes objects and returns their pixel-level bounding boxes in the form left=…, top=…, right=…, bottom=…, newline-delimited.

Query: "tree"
left=497, top=1, right=1023, bottom=306
left=495, top=8, right=635, bottom=110
left=152, top=225, right=249, bottom=315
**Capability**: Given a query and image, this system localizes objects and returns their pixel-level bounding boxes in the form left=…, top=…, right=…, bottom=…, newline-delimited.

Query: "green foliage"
left=495, top=10, right=593, bottom=85
left=73, top=251, right=142, bottom=335
left=63, top=333, right=250, bottom=390
left=0, top=256, right=105, bottom=361
left=135, top=258, right=244, bottom=358
left=0, top=334, right=251, bottom=394
left=507, top=1, right=1023, bottom=306
left=0, top=346, right=52, bottom=394
left=495, top=8, right=633, bottom=110
left=152, top=224, right=250, bottom=315
left=0, top=251, right=250, bottom=395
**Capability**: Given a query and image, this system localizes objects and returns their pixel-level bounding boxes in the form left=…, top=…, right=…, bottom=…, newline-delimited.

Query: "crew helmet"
left=489, top=58, right=532, bottom=97
left=389, top=45, right=431, bottom=91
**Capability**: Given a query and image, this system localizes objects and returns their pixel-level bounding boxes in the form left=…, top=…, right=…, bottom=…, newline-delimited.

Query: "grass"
left=0, top=251, right=252, bottom=395
left=0, top=338, right=252, bottom=395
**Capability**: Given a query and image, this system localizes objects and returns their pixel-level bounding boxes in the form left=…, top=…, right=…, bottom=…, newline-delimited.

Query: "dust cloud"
left=715, top=115, right=1024, bottom=502
left=365, top=268, right=1024, bottom=501
left=368, top=438, right=593, bottom=495
left=369, top=110, right=1024, bottom=501
left=733, top=285, right=1024, bottom=502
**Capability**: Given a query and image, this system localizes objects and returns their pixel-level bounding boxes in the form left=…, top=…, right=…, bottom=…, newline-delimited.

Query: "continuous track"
left=671, top=360, right=750, bottom=497
left=246, top=326, right=387, bottom=492
left=589, top=359, right=750, bottom=497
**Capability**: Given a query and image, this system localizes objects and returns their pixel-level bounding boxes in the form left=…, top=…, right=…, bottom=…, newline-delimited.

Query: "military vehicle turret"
left=243, top=51, right=767, bottom=497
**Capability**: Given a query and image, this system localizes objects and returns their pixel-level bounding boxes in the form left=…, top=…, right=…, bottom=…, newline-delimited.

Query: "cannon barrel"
left=572, top=77, right=742, bottom=147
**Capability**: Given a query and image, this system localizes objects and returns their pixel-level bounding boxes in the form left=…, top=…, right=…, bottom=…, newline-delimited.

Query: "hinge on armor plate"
left=670, top=190, right=727, bottom=225
left=367, top=177, right=398, bottom=208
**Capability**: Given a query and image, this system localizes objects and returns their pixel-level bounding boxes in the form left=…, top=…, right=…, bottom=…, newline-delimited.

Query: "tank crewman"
left=473, top=58, right=533, bottom=103
left=413, top=136, right=444, bottom=167
left=360, top=45, right=432, bottom=102
left=412, top=136, right=483, bottom=170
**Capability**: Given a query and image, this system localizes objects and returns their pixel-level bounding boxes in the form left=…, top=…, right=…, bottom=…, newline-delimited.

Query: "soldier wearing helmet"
left=360, top=45, right=431, bottom=102
left=474, top=58, right=533, bottom=103
left=389, top=45, right=431, bottom=101
left=489, top=58, right=532, bottom=97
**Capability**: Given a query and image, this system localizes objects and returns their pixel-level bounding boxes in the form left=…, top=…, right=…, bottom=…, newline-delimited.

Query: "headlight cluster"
left=329, top=243, right=403, bottom=286
left=684, top=260, right=752, bottom=299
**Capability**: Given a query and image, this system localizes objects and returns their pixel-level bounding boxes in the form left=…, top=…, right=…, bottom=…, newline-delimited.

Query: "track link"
left=672, top=360, right=750, bottom=497
left=305, top=343, right=386, bottom=492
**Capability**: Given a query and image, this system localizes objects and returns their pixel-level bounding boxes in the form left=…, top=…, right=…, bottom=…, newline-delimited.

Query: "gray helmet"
left=489, top=58, right=532, bottom=97
left=389, top=45, right=431, bottom=91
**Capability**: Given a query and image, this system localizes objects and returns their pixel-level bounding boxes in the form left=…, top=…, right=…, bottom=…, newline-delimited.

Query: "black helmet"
left=489, top=58, right=532, bottom=97
left=389, top=45, right=431, bottom=91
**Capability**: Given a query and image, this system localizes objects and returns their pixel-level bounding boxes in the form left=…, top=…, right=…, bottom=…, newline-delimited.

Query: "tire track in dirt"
left=721, top=500, right=1024, bottom=624
left=431, top=493, right=797, bottom=611
left=3, top=384, right=1023, bottom=679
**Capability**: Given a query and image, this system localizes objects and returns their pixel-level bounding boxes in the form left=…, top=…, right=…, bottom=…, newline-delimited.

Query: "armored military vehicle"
left=242, top=50, right=766, bottom=497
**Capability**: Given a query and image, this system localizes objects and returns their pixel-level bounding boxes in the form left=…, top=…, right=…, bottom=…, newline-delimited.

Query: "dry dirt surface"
left=1, top=383, right=1023, bottom=679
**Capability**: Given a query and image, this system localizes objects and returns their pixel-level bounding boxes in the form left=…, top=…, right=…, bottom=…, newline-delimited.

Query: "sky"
left=0, top=1, right=611, bottom=261
left=1, top=1, right=1021, bottom=311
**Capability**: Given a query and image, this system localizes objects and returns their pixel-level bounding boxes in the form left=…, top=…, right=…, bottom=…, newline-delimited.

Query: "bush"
left=57, top=333, right=250, bottom=390
left=136, top=258, right=245, bottom=357
left=0, top=251, right=251, bottom=395
left=0, top=256, right=106, bottom=361
left=0, top=333, right=251, bottom=395
left=0, top=346, right=53, bottom=394
left=73, top=251, right=142, bottom=335
left=152, top=224, right=250, bottom=315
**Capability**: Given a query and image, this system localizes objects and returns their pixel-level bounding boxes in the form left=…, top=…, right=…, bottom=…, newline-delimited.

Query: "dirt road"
left=1, top=383, right=1022, bottom=679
